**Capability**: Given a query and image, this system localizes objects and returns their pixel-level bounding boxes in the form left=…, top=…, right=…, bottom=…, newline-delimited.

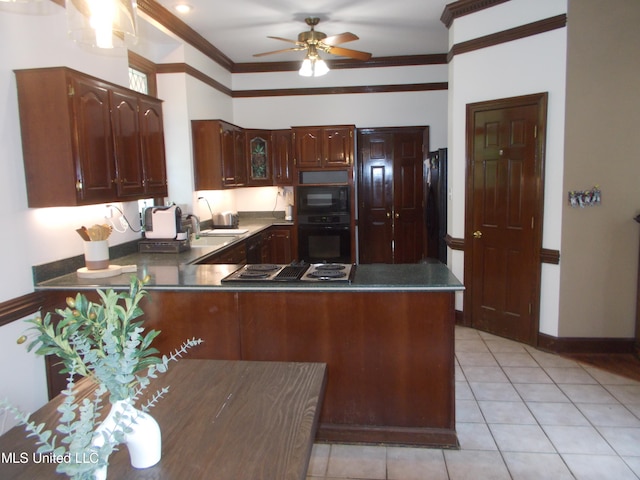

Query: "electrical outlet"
left=105, top=205, right=114, bottom=219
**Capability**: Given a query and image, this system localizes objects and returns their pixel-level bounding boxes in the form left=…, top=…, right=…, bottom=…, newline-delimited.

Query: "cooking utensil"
left=76, top=227, right=90, bottom=241
left=79, top=224, right=112, bottom=241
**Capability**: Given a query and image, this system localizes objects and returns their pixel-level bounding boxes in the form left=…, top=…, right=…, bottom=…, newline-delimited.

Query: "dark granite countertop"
left=35, top=218, right=463, bottom=293
left=37, top=261, right=463, bottom=293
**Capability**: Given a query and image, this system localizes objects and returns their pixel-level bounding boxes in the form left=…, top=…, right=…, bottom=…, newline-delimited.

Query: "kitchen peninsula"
left=37, top=234, right=464, bottom=448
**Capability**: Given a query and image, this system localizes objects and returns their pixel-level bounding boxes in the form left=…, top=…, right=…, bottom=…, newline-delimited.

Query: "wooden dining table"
left=0, top=359, right=327, bottom=480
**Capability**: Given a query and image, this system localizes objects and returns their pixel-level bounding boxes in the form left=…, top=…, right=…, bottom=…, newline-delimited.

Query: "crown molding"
left=232, top=54, right=448, bottom=74
left=447, top=14, right=566, bottom=61
left=440, top=0, right=510, bottom=28
left=233, top=82, right=448, bottom=98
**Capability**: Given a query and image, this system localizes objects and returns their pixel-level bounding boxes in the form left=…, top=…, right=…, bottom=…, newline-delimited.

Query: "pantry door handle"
left=473, top=230, right=483, bottom=239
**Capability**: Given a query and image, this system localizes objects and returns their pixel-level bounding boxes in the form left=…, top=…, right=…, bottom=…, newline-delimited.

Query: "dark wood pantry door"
left=465, top=93, right=547, bottom=345
left=358, top=127, right=428, bottom=263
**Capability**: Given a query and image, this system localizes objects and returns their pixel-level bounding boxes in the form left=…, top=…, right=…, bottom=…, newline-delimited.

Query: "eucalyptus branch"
left=139, top=387, right=170, bottom=413
left=156, top=338, right=204, bottom=373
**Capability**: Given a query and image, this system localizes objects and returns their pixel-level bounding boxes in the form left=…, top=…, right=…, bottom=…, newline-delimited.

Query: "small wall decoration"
left=568, top=185, right=601, bottom=208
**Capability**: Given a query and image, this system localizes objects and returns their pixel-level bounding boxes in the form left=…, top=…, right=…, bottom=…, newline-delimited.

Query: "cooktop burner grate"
left=315, top=264, right=346, bottom=271
left=307, top=270, right=347, bottom=279
left=246, top=264, right=280, bottom=272
left=239, top=271, right=271, bottom=279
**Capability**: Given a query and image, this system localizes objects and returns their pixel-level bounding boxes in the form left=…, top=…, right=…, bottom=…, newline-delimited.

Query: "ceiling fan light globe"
left=314, top=58, right=329, bottom=77
left=299, top=58, right=313, bottom=77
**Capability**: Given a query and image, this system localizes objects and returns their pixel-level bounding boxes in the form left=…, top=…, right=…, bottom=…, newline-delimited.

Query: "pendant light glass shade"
left=66, top=0, right=138, bottom=49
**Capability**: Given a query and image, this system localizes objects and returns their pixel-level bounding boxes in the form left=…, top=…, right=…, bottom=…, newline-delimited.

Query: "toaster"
left=213, top=211, right=239, bottom=229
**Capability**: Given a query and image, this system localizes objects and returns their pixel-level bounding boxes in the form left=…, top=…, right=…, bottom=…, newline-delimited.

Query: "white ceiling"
left=153, top=0, right=451, bottom=64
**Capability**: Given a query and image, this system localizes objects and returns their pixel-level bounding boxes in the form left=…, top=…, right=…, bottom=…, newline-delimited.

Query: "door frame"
left=463, top=92, right=548, bottom=346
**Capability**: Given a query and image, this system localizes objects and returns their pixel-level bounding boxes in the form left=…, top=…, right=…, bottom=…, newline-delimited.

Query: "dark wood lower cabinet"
left=44, top=288, right=456, bottom=447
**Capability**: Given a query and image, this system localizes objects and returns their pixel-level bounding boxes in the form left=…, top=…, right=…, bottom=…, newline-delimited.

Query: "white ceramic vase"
left=92, top=399, right=161, bottom=480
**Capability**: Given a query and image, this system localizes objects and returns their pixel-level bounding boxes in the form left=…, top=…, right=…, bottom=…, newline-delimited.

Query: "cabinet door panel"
left=111, top=90, right=144, bottom=197
left=72, top=77, right=117, bottom=203
left=272, top=130, right=293, bottom=185
left=234, top=129, right=247, bottom=186
left=269, top=226, right=293, bottom=264
left=221, top=126, right=236, bottom=186
left=324, top=127, right=353, bottom=166
left=139, top=98, right=168, bottom=196
left=295, top=128, right=322, bottom=168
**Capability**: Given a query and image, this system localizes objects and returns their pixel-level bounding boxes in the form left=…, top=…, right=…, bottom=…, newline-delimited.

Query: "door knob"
left=473, top=230, right=483, bottom=239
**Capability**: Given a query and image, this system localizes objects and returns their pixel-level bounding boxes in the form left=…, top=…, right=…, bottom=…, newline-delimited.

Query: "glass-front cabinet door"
left=247, top=130, right=272, bottom=186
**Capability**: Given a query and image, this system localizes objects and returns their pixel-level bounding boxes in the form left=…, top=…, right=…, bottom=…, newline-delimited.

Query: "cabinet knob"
left=473, top=230, right=483, bottom=239
left=395, top=212, right=400, bottom=219
left=75, top=180, right=82, bottom=191
left=386, top=212, right=391, bottom=218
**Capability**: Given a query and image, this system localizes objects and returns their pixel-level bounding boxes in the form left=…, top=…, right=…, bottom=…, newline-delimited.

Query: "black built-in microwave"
left=297, top=185, right=349, bottom=217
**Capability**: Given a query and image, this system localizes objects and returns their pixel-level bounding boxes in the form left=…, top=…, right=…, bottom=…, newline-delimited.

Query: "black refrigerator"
left=425, top=148, right=448, bottom=263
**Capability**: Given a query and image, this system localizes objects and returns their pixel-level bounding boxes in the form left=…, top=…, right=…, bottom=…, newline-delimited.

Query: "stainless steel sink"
left=199, top=229, right=248, bottom=236
left=190, top=236, right=238, bottom=248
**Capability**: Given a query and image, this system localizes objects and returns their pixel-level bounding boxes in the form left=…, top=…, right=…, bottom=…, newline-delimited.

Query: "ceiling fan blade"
left=322, top=32, right=359, bottom=46
left=325, top=45, right=372, bottom=61
left=267, top=36, right=301, bottom=45
left=253, top=47, right=304, bottom=58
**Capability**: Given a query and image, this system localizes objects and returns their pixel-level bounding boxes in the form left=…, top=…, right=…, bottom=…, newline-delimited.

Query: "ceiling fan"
left=254, top=17, right=372, bottom=76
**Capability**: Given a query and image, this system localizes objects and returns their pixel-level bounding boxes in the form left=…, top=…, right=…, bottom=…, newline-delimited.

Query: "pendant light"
left=65, top=0, right=138, bottom=50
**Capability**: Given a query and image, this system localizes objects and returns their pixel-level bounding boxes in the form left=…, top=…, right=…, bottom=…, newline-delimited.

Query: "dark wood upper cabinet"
left=192, top=119, right=247, bottom=189
left=293, top=125, right=354, bottom=169
left=14, top=67, right=168, bottom=207
left=272, top=129, right=293, bottom=186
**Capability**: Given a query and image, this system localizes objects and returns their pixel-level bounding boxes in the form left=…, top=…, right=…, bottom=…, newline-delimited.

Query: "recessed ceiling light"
left=174, top=3, right=192, bottom=14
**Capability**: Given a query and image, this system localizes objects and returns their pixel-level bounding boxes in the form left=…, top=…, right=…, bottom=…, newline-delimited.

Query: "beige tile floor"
left=306, top=326, right=640, bottom=479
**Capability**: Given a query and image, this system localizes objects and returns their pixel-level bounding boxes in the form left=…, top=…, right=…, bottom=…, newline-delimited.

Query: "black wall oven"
left=298, top=224, right=351, bottom=263
left=297, top=185, right=351, bottom=263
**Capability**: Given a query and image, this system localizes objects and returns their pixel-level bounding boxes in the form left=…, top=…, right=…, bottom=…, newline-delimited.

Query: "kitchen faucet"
left=186, top=214, right=200, bottom=239
left=197, top=196, right=214, bottom=225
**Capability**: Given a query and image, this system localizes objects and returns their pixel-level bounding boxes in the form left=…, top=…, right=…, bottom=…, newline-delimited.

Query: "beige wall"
left=559, top=0, right=640, bottom=337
